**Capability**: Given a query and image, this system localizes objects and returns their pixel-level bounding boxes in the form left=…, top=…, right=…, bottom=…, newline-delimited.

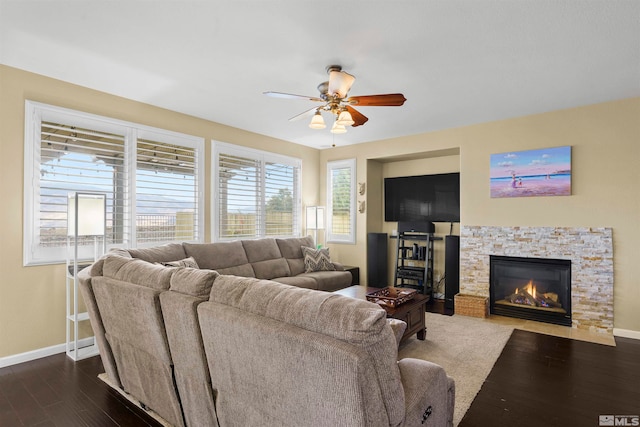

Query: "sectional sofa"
left=137, top=235, right=353, bottom=291
left=78, top=236, right=455, bottom=426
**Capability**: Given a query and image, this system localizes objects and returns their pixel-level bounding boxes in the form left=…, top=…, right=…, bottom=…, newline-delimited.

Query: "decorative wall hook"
left=358, top=182, right=366, bottom=195
left=358, top=200, right=366, bottom=213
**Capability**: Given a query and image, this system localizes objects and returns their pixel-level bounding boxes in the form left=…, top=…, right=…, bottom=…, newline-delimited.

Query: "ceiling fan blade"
left=347, top=93, right=407, bottom=107
left=346, top=106, right=368, bottom=127
left=288, top=107, right=319, bottom=122
left=328, top=70, right=355, bottom=98
left=263, top=91, right=324, bottom=102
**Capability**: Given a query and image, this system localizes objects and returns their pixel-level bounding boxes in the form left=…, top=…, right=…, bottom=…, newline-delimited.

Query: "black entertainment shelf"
left=391, top=222, right=442, bottom=296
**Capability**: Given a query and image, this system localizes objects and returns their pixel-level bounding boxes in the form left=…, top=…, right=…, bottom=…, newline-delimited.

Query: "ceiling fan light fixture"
left=330, top=122, right=347, bottom=134
left=336, top=110, right=354, bottom=126
left=265, top=65, right=404, bottom=135
left=309, top=111, right=326, bottom=129
left=328, top=70, right=355, bottom=98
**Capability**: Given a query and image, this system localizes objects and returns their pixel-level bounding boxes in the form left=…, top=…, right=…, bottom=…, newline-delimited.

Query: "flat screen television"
left=384, top=173, right=460, bottom=222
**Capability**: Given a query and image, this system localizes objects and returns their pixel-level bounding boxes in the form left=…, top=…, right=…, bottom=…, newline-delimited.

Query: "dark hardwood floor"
left=460, top=330, right=640, bottom=427
left=1, top=317, right=638, bottom=426
left=0, top=353, right=161, bottom=427
left=426, top=299, right=640, bottom=426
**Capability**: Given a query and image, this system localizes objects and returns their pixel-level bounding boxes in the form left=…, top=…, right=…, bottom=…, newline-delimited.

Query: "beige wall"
left=2, top=63, right=638, bottom=359
left=0, top=65, right=321, bottom=358
left=321, top=97, right=640, bottom=333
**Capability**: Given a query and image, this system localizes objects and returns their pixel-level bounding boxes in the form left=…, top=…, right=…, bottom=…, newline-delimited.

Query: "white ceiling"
left=1, top=1, right=638, bottom=149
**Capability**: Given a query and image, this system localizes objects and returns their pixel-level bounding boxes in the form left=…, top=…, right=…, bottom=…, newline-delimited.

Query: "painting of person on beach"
left=490, top=146, right=571, bottom=198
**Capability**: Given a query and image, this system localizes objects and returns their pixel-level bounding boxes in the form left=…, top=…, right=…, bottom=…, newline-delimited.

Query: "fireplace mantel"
left=460, top=226, right=613, bottom=334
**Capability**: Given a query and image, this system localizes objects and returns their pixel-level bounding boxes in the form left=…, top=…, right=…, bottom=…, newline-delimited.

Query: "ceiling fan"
left=264, top=65, right=406, bottom=134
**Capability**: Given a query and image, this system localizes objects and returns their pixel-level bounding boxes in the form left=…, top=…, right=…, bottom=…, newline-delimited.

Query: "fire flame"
left=515, top=280, right=537, bottom=299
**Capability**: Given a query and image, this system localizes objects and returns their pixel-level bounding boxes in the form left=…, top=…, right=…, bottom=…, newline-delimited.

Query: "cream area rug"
left=398, top=312, right=514, bottom=426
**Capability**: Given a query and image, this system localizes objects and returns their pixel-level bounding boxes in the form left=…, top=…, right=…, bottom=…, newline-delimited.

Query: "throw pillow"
left=157, top=256, right=200, bottom=269
left=302, top=246, right=336, bottom=273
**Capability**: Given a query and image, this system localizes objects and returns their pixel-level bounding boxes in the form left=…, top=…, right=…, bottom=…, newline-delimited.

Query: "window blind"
left=39, top=121, right=127, bottom=250
left=327, top=159, right=356, bottom=243
left=136, top=138, right=199, bottom=243
left=24, top=101, right=204, bottom=265
left=265, top=161, right=297, bottom=236
left=214, top=143, right=301, bottom=240
left=217, top=153, right=261, bottom=238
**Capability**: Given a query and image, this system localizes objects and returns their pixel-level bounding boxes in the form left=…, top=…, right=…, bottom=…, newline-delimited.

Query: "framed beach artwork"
left=490, top=146, right=571, bottom=198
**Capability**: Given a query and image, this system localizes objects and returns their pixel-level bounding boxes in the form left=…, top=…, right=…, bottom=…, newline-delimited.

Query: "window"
left=326, top=158, right=356, bottom=244
left=213, top=142, right=301, bottom=240
left=23, top=101, right=204, bottom=266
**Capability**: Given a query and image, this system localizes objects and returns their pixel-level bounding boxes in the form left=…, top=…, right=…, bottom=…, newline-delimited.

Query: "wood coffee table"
left=333, top=285, right=428, bottom=342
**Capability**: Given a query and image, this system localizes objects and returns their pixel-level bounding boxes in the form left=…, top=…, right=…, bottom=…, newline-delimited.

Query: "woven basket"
left=455, top=294, right=489, bottom=318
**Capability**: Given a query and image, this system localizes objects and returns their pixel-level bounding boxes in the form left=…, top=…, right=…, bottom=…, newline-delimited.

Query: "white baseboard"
left=613, top=328, right=640, bottom=340
left=0, top=337, right=95, bottom=368
left=1, top=329, right=636, bottom=368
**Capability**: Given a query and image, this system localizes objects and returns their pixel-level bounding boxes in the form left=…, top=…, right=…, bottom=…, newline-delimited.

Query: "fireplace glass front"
left=490, top=255, right=571, bottom=326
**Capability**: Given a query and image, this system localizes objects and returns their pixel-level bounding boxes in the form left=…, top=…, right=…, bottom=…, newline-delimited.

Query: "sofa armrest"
left=77, top=268, right=122, bottom=389
left=331, top=261, right=345, bottom=271
left=398, top=358, right=455, bottom=427
left=387, top=318, right=407, bottom=347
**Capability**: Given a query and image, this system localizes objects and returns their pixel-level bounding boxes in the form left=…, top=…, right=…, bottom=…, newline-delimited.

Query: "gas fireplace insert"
left=490, top=255, right=571, bottom=326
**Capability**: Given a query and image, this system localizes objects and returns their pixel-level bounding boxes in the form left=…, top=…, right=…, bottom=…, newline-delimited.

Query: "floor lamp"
left=66, top=192, right=106, bottom=361
left=305, top=206, right=325, bottom=248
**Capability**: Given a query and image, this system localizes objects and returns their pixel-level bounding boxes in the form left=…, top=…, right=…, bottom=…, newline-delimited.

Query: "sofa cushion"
left=89, top=248, right=132, bottom=277
left=183, top=241, right=255, bottom=278
left=276, top=236, right=314, bottom=276
left=276, top=236, right=315, bottom=258
left=207, top=275, right=406, bottom=425
left=209, top=275, right=385, bottom=344
left=284, top=257, right=306, bottom=277
left=199, top=302, right=390, bottom=426
left=159, top=291, right=219, bottom=427
left=110, top=248, right=133, bottom=258
left=158, top=256, right=199, bottom=269
left=270, top=275, right=318, bottom=290
left=241, top=238, right=291, bottom=279
left=170, top=267, right=219, bottom=298
left=92, top=276, right=185, bottom=427
left=302, top=246, right=336, bottom=273
left=215, top=264, right=256, bottom=277
left=250, top=259, right=291, bottom=280
left=241, top=238, right=281, bottom=262
left=93, top=277, right=172, bottom=365
left=128, top=243, right=187, bottom=263
left=299, top=270, right=352, bottom=292
left=102, top=256, right=174, bottom=291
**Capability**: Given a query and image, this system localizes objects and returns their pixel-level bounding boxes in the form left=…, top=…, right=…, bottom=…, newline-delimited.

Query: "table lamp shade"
left=67, top=193, right=106, bottom=236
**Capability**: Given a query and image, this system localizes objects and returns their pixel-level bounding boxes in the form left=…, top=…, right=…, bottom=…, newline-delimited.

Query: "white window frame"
left=326, top=158, right=356, bottom=244
left=212, top=141, right=302, bottom=241
left=23, top=101, right=205, bottom=266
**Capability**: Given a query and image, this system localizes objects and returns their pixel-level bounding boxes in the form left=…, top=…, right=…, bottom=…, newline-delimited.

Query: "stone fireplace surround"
left=460, top=226, right=613, bottom=334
